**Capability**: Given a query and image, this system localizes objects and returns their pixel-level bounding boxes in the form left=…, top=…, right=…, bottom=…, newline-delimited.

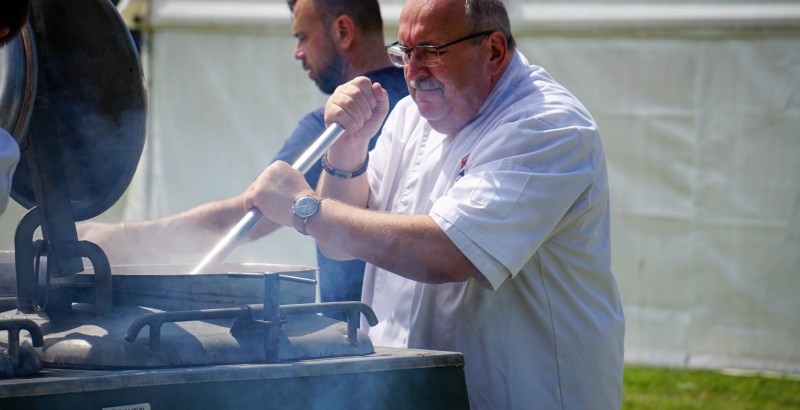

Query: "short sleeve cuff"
left=430, top=205, right=511, bottom=291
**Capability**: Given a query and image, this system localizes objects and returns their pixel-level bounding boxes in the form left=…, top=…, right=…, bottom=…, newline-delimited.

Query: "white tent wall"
left=121, top=0, right=326, bottom=266
left=506, top=5, right=800, bottom=373
left=0, top=0, right=798, bottom=375
left=528, top=34, right=800, bottom=373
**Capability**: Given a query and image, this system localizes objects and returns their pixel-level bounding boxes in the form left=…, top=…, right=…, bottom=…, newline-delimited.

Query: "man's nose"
left=407, top=49, right=428, bottom=67
left=405, top=53, right=430, bottom=78
left=293, top=43, right=304, bottom=60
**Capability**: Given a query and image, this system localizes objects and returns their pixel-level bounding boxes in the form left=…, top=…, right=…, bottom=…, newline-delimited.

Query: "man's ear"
left=330, top=15, right=356, bottom=50
left=486, top=31, right=508, bottom=76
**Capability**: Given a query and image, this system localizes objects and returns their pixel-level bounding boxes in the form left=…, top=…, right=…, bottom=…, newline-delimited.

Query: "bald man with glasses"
left=243, top=0, right=625, bottom=408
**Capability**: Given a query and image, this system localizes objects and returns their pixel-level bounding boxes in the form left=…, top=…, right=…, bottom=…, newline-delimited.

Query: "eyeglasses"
left=386, top=31, right=494, bottom=68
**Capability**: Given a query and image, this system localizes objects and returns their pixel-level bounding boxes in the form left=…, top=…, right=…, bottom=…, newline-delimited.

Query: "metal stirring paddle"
left=190, top=123, right=345, bottom=275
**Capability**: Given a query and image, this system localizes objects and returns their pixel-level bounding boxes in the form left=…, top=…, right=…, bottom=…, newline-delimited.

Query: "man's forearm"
left=79, top=194, right=282, bottom=264
left=309, top=199, right=477, bottom=284
left=317, top=167, right=370, bottom=209
left=155, top=194, right=282, bottom=251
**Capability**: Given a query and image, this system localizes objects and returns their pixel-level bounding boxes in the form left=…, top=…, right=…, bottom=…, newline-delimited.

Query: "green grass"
left=623, top=366, right=800, bottom=409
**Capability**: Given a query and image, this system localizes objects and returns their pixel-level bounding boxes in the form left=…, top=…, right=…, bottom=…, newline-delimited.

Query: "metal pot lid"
left=0, top=23, right=36, bottom=142
left=9, top=0, right=146, bottom=220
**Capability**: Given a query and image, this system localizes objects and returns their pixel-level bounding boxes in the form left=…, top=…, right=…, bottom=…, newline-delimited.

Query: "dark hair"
left=287, top=0, right=383, bottom=35
left=465, top=0, right=516, bottom=49
left=0, top=0, right=30, bottom=46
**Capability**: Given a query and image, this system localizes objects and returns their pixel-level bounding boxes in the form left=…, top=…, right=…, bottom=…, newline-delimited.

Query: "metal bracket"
left=0, top=319, right=44, bottom=377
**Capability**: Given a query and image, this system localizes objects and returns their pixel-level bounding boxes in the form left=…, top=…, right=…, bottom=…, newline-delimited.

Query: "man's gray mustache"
left=410, top=78, right=443, bottom=90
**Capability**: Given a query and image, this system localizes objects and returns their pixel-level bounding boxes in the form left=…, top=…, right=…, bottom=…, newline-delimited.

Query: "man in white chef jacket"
left=242, top=0, right=625, bottom=408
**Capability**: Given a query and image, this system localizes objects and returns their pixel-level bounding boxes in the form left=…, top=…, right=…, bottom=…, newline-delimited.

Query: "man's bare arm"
left=310, top=199, right=480, bottom=284
left=78, top=194, right=281, bottom=264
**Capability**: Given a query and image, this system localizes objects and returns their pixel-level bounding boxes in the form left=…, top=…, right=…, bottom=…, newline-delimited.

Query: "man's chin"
left=417, top=103, right=446, bottom=123
left=413, top=89, right=444, bottom=114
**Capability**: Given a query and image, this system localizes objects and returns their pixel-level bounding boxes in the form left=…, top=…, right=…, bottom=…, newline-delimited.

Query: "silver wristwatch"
left=291, top=194, right=321, bottom=235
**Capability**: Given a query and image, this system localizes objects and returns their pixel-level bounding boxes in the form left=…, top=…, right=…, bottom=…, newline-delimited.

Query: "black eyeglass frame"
left=385, top=30, right=495, bottom=68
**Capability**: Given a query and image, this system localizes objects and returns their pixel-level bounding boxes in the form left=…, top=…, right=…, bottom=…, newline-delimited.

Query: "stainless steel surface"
left=190, top=122, right=346, bottom=275
left=291, top=122, right=346, bottom=174
left=0, top=347, right=469, bottom=410
left=190, top=209, right=264, bottom=275
left=0, top=347, right=463, bottom=397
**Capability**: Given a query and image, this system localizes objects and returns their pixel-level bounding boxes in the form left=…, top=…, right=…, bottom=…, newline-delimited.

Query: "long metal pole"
left=190, top=123, right=345, bottom=275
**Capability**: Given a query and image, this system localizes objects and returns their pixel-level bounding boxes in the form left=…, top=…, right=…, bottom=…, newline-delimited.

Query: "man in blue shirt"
left=273, top=0, right=407, bottom=314
left=79, top=0, right=408, bottom=317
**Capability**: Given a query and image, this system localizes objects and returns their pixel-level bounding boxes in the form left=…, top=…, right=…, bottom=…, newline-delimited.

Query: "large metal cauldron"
left=0, top=0, right=379, bottom=372
left=3, top=262, right=378, bottom=369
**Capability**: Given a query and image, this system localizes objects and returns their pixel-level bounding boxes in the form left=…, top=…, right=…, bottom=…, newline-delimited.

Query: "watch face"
left=293, top=196, right=319, bottom=219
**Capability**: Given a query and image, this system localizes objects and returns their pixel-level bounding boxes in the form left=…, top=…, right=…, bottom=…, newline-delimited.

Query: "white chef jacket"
left=0, top=128, right=20, bottom=215
left=362, top=51, right=624, bottom=409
